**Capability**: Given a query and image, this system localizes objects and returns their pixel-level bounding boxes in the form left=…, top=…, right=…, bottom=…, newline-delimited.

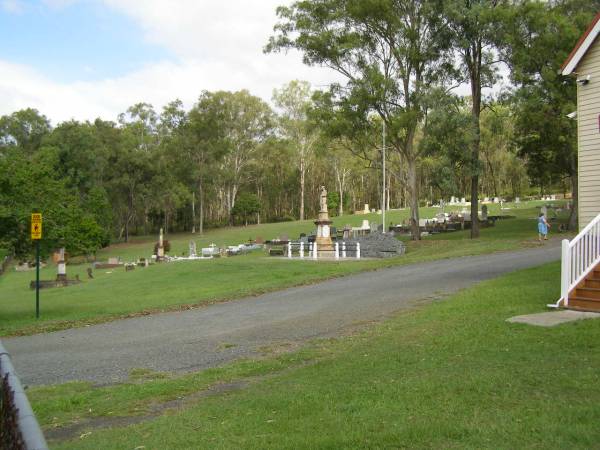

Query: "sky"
left=0, top=0, right=343, bottom=124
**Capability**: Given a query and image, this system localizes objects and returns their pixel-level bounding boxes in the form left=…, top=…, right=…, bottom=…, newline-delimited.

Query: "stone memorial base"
left=315, top=236, right=335, bottom=258
left=315, top=217, right=334, bottom=258
left=30, top=277, right=82, bottom=290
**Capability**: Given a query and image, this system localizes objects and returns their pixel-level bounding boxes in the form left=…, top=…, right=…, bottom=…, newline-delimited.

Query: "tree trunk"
left=408, top=156, right=420, bottom=240
left=191, top=191, right=196, bottom=234
left=199, top=182, right=204, bottom=235
left=470, top=51, right=482, bottom=239
left=299, top=159, right=305, bottom=221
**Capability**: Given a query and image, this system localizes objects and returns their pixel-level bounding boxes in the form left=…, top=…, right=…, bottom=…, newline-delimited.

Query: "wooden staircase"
left=567, top=263, right=600, bottom=312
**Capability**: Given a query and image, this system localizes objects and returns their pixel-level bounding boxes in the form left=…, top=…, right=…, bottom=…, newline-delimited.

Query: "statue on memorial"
left=319, top=186, right=328, bottom=213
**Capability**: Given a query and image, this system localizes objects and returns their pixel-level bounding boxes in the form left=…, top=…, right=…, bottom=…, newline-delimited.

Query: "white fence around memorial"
left=285, top=241, right=361, bottom=260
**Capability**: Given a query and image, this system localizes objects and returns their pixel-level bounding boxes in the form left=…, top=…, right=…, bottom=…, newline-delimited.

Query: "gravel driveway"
left=5, top=242, right=560, bottom=386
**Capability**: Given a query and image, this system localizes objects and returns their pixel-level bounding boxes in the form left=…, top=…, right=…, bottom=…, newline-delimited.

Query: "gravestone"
left=541, top=205, right=548, bottom=217
left=189, top=241, right=197, bottom=257
left=461, top=197, right=466, bottom=204
left=363, top=203, right=370, bottom=214
left=343, top=225, right=352, bottom=239
left=255, top=236, right=265, bottom=244
left=157, top=228, right=165, bottom=260
left=515, top=197, right=520, bottom=204
left=56, top=248, right=67, bottom=282
left=361, top=219, right=370, bottom=229
left=481, top=205, right=488, bottom=220
left=108, top=257, right=120, bottom=265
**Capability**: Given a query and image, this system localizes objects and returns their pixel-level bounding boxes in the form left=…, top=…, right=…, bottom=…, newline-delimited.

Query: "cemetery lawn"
left=0, top=201, right=571, bottom=336
left=30, top=261, right=600, bottom=449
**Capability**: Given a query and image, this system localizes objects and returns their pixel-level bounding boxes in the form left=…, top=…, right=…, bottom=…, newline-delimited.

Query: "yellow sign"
left=31, top=213, right=42, bottom=240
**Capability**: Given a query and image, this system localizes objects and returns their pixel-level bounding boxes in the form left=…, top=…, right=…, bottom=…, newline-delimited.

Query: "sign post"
left=31, top=213, right=42, bottom=319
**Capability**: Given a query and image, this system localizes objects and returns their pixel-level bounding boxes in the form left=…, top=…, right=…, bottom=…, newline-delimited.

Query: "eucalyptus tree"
left=0, top=108, right=51, bottom=155
left=272, top=80, right=319, bottom=221
left=267, top=0, right=451, bottom=239
left=186, top=93, right=228, bottom=233
left=190, top=90, right=272, bottom=224
left=118, top=102, right=159, bottom=152
left=441, top=0, right=502, bottom=238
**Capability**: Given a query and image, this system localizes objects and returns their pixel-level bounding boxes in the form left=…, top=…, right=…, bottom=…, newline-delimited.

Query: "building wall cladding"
left=577, top=34, right=600, bottom=229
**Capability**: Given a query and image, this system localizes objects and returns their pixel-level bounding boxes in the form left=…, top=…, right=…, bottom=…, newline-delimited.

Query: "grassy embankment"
left=0, top=201, right=568, bottom=336
left=29, top=261, right=600, bottom=448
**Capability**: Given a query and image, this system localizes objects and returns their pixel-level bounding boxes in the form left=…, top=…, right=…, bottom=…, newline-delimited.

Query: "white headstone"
left=541, top=205, right=548, bottom=217
left=363, top=203, right=369, bottom=213
left=361, top=219, right=369, bottom=229
left=515, top=197, right=520, bottom=204
left=461, top=197, right=466, bottom=204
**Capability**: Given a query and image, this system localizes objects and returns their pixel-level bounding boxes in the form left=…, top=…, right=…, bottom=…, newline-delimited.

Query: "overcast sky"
left=0, top=0, right=343, bottom=124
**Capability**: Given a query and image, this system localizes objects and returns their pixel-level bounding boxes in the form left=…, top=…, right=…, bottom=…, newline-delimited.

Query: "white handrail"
left=554, top=213, right=600, bottom=307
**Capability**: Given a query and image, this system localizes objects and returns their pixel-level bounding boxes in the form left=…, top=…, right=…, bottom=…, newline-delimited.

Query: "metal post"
left=0, top=340, right=49, bottom=450
left=313, top=241, right=318, bottom=260
left=287, top=241, right=292, bottom=259
left=561, top=239, right=570, bottom=306
left=335, top=242, right=339, bottom=260
left=35, top=240, right=40, bottom=319
left=342, top=241, right=346, bottom=258
left=356, top=242, right=361, bottom=259
left=300, top=241, right=304, bottom=259
left=382, top=121, right=386, bottom=233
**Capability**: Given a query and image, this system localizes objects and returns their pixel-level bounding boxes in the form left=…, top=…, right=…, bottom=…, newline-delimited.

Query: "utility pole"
left=382, top=121, right=386, bottom=233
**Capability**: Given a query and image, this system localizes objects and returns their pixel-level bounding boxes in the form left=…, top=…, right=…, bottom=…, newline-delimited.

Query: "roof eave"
left=561, top=12, right=600, bottom=76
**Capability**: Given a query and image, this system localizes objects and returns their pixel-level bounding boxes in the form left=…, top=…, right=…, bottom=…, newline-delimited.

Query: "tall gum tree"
left=272, top=80, right=318, bottom=221
left=267, top=0, right=451, bottom=239
left=442, top=0, right=501, bottom=239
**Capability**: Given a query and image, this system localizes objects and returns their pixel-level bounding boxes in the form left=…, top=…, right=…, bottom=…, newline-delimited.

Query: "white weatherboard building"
left=555, top=12, right=600, bottom=311
left=562, top=12, right=600, bottom=229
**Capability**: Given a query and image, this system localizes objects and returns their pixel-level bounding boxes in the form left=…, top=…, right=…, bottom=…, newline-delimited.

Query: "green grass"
left=0, top=201, right=569, bottom=336
left=30, top=261, right=600, bottom=449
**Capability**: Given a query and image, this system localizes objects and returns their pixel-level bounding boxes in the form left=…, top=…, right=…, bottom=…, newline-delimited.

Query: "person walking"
left=538, top=213, right=550, bottom=241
